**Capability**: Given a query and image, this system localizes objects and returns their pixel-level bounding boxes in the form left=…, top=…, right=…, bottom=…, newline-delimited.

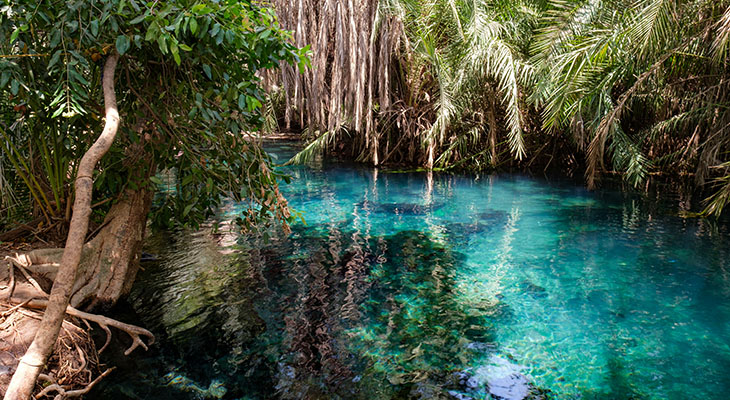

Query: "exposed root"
left=0, top=304, right=101, bottom=399
left=34, top=368, right=114, bottom=399
left=10, top=298, right=155, bottom=356
left=3, top=254, right=155, bottom=356
left=1, top=298, right=32, bottom=317
left=1, top=252, right=155, bottom=397
left=5, top=255, right=50, bottom=297
left=5, top=259, right=15, bottom=301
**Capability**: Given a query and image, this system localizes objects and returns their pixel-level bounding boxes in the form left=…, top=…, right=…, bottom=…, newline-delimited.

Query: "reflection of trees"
left=235, top=220, right=503, bottom=399
left=264, top=219, right=373, bottom=399
left=120, top=168, right=514, bottom=399
left=346, top=230, right=498, bottom=398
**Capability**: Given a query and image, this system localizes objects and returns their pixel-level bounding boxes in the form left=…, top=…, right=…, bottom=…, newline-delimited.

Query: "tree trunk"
left=4, top=54, right=121, bottom=400
left=71, top=186, right=153, bottom=310
left=14, top=186, right=153, bottom=310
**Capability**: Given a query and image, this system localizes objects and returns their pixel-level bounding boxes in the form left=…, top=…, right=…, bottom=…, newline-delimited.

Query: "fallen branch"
left=0, top=217, right=44, bottom=242
left=1, top=298, right=32, bottom=318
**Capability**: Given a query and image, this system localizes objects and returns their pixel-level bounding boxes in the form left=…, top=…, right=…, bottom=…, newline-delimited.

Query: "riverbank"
left=0, top=245, right=104, bottom=398
left=0, top=242, right=151, bottom=398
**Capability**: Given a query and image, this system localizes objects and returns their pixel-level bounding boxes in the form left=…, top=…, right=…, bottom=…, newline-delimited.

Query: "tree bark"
left=71, top=186, right=152, bottom=310
left=4, top=54, right=121, bottom=400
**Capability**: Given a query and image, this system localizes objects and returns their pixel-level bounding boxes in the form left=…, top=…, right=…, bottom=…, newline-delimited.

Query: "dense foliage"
left=0, top=0, right=306, bottom=235
left=273, top=0, right=730, bottom=215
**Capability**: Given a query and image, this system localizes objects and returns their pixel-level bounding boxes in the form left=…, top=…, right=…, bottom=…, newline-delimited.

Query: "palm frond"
left=286, top=127, right=346, bottom=165
left=712, top=5, right=730, bottom=62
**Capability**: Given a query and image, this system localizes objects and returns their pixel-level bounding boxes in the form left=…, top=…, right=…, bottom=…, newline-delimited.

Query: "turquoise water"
left=95, top=142, right=730, bottom=399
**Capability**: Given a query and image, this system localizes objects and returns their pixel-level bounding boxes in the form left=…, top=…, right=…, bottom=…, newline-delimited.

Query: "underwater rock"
left=163, top=372, right=228, bottom=399
left=519, top=280, right=548, bottom=299
left=488, top=373, right=531, bottom=400
left=465, top=341, right=497, bottom=352
left=447, top=390, right=476, bottom=400
left=476, top=210, right=509, bottom=224
left=461, top=355, right=554, bottom=400
left=444, top=222, right=491, bottom=241
left=357, top=201, right=444, bottom=215
left=442, top=210, right=509, bottom=242
left=451, top=355, right=535, bottom=400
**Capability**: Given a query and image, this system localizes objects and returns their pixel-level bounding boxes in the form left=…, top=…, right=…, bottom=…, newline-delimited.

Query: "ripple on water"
left=94, top=145, right=730, bottom=400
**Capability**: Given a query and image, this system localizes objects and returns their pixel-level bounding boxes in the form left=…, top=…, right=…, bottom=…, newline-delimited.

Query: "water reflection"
left=94, top=143, right=730, bottom=400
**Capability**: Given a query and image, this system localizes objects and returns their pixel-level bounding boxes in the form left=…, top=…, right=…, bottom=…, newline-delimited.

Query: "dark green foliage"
left=0, top=0, right=307, bottom=233
left=276, top=0, right=730, bottom=215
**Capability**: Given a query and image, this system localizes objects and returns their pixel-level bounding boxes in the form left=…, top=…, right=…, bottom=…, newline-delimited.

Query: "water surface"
left=95, top=142, right=730, bottom=399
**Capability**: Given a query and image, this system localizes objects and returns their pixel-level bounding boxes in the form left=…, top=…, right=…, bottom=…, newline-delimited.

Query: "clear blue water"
left=94, top=142, right=730, bottom=399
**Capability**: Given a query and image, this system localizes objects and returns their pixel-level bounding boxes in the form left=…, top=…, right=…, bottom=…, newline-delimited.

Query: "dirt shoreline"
left=0, top=244, right=104, bottom=398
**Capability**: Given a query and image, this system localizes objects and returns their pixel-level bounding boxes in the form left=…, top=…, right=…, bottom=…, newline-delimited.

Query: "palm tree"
left=532, top=0, right=730, bottom=214
left=272, top=0, right=730, bottom=215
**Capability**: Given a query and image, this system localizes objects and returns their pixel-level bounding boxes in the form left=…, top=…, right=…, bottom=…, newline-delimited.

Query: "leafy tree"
left=0, top=0, right=305, bottom=397
left=275, top=0, right=730, bottom=215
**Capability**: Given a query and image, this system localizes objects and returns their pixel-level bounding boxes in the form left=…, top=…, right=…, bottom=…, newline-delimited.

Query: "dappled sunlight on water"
left=95, top=142, right=730, bottom=400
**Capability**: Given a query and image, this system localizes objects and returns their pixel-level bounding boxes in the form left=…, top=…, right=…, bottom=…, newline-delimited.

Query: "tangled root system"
left=0, top=304, right=102, bottom=399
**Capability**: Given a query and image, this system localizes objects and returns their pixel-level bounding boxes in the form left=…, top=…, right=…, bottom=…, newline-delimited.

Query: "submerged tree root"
left=0, top=255, right=155, bottom=398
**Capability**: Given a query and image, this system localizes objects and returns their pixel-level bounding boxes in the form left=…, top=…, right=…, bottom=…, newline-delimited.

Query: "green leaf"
left=157, top=35, right=168, bottom=54
left=50, top=30, right=61, bottom=48
left=10, top=29, right=19, bottom=44
left=116, top=35, right=131, bottom=55
left=150, top=176, right=164, bottom=185
left=0, top=71, right=10, bottom=88
left=191, top=4, right=212, bottom=15
left=130, top=13, right=147, bottom=24
left=173, top=50, right=181, bottom=65
left=202, top=64, right=212, bottom=79
left=145, top=22, right=159, bottom=41
left=179, top=44, right=192, bottom=51
left=190, top=18, right=198, bottom=34
left=48, top=50, right=63, bottom=70
left=210, top=23, right=221, bottom=37
left=69, top=68, right=90, bottom=86
left=238, top=94, right=246, bottom=109
left=10, top=79, right=19, bottom=95
left=90, top=20, right=99, bottom=36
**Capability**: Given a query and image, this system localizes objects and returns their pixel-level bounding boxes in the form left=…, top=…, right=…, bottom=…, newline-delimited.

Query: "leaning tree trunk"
left=4, top=54, right=121, bottom=400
